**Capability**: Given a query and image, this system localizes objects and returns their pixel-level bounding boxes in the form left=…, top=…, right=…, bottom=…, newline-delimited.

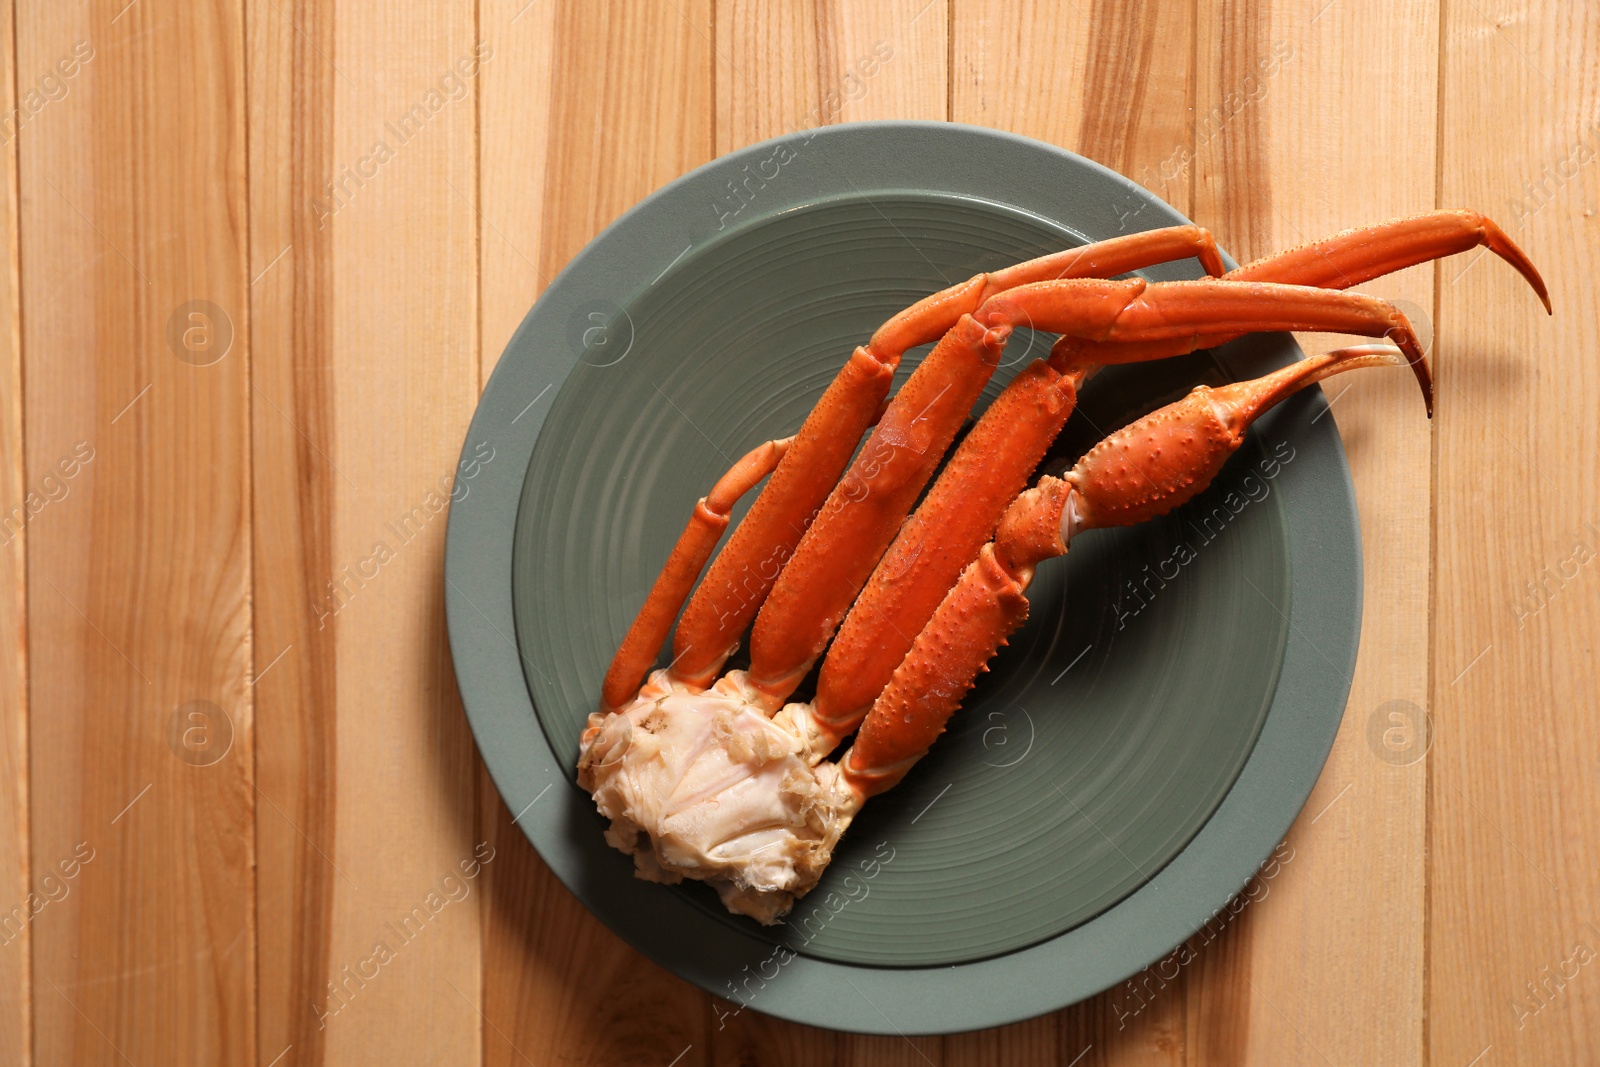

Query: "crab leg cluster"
left=579, top=210, right=1547, bottom=923
left=601, top=223, right=1231, bottom=711
left=841, top=345, right=1412, bottom=794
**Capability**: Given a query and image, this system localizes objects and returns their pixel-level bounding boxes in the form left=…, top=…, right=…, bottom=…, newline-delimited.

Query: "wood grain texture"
left=309, top=2, right=486, bottom=1064
left=1432, top=3, right=1600, bottom=1065
left=1187, top=0, right=1437, bottom=1063
left=476, top=0, right=556, bottom=378
left=953, top=0, right=1195, bottom=217
left=1, top=2, right=1596, bottom=1064
left=475, top=2, right=715, bottom=1066
left=715, top=0, right=950, bottom=160
left=19, top=2, right=256, bottom=1065
left=247, top=0, right=339, bottom=1064
left=0, top=0, right=28, bottom=1061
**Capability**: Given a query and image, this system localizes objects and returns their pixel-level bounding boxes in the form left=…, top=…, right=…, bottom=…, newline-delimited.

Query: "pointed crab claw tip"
left=1488, top=229, right=1552, bottom=314
left=1480, top=216, right=1552, bottom=313
left=1376, top=311, right=1435, bottom=418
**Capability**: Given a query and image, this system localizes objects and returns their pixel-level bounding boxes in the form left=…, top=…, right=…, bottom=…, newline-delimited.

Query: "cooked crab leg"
left=1060, top=209, right=1551, bottom=369
left=600, top=436, right=792, bottom=713
left=659, top=226, right=1228, bottom=693
left=1232, top=209, right=1549, bottom=304
left=746, top=279, right=1424, bottom=704
left=809, top=211, right=1547, bottom=746
left=840, top=345, right=1416, bottom=796
left=808, top=355, right=1091, bottom=743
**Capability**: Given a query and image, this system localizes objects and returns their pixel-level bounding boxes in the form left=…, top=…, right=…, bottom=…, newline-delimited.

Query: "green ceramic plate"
left=446, top=121, right=1361, bottom=1034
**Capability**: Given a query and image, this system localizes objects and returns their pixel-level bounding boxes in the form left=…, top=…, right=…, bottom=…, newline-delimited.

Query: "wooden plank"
left=953, top=0, right=1195, bottom=217
left=287, top=2, right=488, bottom=1064
left=815, top=0, right=947, bottom=125
left=477, top=0, right=556, bottom=376
left=709, top=2, right=947, bottom=1062
left=246, top=0, right=339, bottom=1064
left=714, top=0, right=818, bottom=158
left=0, top=0, right=29, bottom=1061
left=709, top=1009, right=841, bottom=1067
left=1186, top=1, right=1439, bottom=1063
left=475, top=2, right=715, bottom=1065
left=17, top=2, right=255, bottom=1065
left=944, top=1018, right=1061, bottom=1066
left=951, top=1, right=1195, bottom=1060
left=715, top=0, right=947, bottom=159
left=1432, top=3, right=1600, bottom=1064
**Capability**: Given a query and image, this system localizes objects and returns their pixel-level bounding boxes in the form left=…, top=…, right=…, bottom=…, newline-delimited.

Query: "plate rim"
left=444, top=119, right=1362, bottom=1035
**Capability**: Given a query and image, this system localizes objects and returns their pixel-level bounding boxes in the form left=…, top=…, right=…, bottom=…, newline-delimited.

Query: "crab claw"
left=1230, top=209, right=1551, bottom=315
left=1069, top=343, right=1415, bottom=532
left=842, top=344, right=1419, bottom=796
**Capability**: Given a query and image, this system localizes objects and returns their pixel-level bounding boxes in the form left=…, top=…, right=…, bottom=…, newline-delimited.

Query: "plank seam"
left=4, top=0, right=29, bottom=1060
left=1424, top=4, right=1449, bottom=1066
left=242, top=0, right=264, bottom=1064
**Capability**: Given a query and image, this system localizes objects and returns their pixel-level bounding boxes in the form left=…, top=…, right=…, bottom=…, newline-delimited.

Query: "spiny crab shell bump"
left=578, top=670, right=857, bottom=924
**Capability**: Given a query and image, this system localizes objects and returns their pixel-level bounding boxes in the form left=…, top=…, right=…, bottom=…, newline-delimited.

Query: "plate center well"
left=511, top=192, right=1291, bottom=967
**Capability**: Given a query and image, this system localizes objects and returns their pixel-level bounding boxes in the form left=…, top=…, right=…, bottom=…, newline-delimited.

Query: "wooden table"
left=1, top=1, right=1595, bottom=1064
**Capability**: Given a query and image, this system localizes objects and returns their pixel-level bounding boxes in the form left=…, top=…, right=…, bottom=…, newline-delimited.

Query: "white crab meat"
left=577, top=669, right=859, bottom=924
